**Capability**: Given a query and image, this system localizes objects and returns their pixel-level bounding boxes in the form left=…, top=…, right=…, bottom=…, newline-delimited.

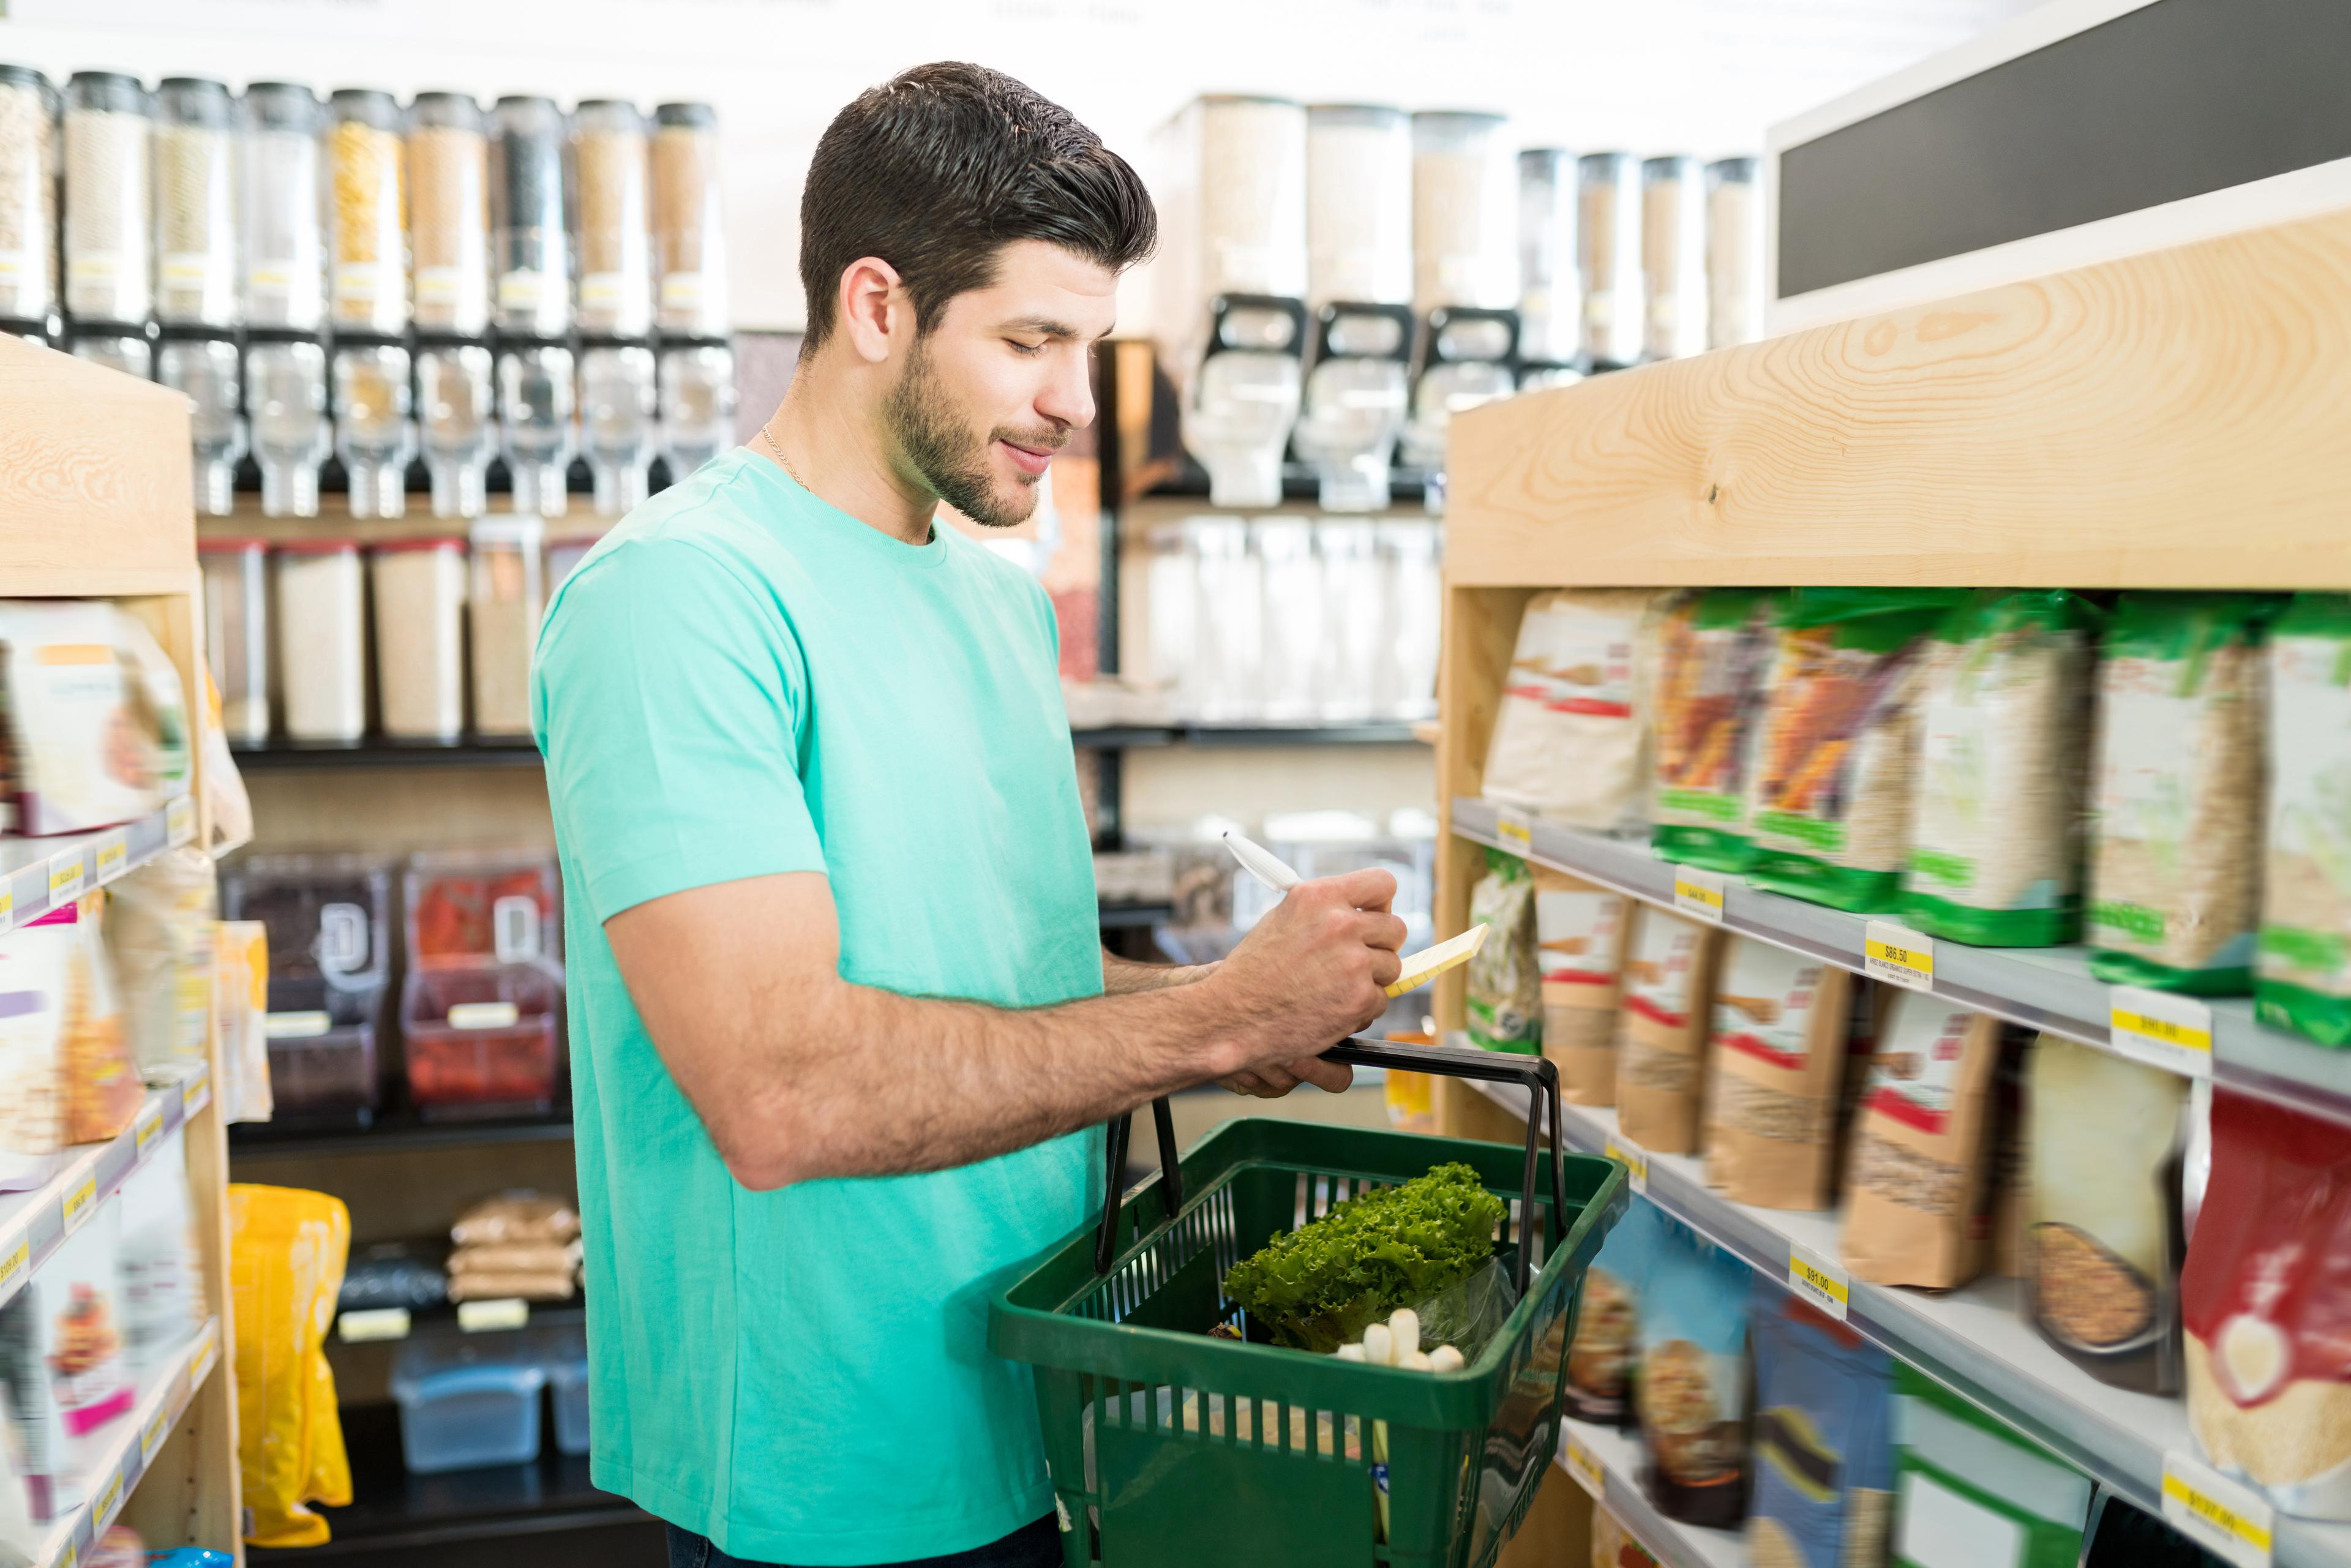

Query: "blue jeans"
left=664, top=1515, right=1062, bottom=1568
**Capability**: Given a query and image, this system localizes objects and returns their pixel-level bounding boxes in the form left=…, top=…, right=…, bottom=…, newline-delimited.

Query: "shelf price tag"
left=189, top=1321, right=219, bottom=1390
left=181, top=1062, right=209, bottom=1120
left=46, top=850, right=84, bottom=906
left=459, top=1298, right=530, bottom=1333
left=61, top=1175, right=99, bottom=1235
left=0, top=880, right=14, bottom=937
left=1494, top=806, right=1534, bottom=853
left=340, top=1308, right=412, bottom=1343
left=141, top=1405, right=173, bottom=1465
left=1788, top=1243, right=1850, bottom=1322
left=0, top=1240, right=29, bottom=1304
left=1603, top=1133, right=1650, bottom=1195
left=1562, top=1435, right=1605, bottom=1499
left=94, top=1466, right=122, bottom=1525
left=92, top=830, right=129, bottom=886
left=53, top=1536, right=75, bottom=1568
left=1864, top=921, right=1935, bottom=992
left=2163, top=1451, right=2273, bottom=1568
left=1671, top=866, right=1728, bottom=925
left=135, top=1103, right=164, bottom=1159
left=165, top=796, right=196, bottom=848
left=2109, top=988, right=2214, bottom=1079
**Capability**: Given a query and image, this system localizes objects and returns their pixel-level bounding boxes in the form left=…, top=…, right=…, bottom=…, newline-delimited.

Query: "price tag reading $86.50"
left=2163, top=1451, right=2274, bottom=1568
left=1863, top=921, right=1935, bottom=992
left=1562, top=1435, right=1605, bottom=1499
left=1788, top=1243, right=1850, bottom=1322
left=1603, top=1133, right=1650, bottom=1195
left=1671, top=866, right=1727, bottom=925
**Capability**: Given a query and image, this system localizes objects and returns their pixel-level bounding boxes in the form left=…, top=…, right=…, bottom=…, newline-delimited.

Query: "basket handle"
left=1092, top=1038, right=1570, bottom=1290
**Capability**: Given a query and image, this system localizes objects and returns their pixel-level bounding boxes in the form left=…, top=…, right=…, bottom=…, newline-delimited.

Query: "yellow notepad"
left=1384, top=922, right=1490, bottom=997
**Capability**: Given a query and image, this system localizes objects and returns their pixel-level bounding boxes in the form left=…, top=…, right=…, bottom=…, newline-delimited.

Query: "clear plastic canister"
left=658, top=342, right=736, bottom=482
left=468, top=516, right=545, bottom=737
left=1641, top=154, right=1707, bottom=361
left=1577, top=152, right=1642, bottom=369
left=1140, top=520, right=1198, bottom=703
left=159, top=335, right=245, bottom=515
left=198, top=537, right=271, bottom=744
left=580, top=342, right=656, bottom=516
left=1411, top=111, right=1514, bottom=315
left=371, top=536, right=467, bottom=741
left=1253, top=516, right=1324, bottom=724
left=1193, top=96, right=1306, bottom=301
left=0, top=64, right=59, bottom=324
left=498, top=341, right=575, bottom=516
left=274, top=538, right=367, bottom=741
left=572, top=100, right=650, bottom=338
left=1188, top=516, right=1262, bottom=724
left=1707, top=157, right=1764, bottom=351
left=651, top=102, right=725, bottom=337
left=1517, top=148, right=1578, bottom=366
left=334, top=340, right=415, bottom=519
left=152, top=77, right=236, bottom=329
left=418, top=342, right=495, bottom=519
left=492, top=96, right=568, bottom=337
left=68, top=328, right=149, bottom=380
left=1316, top=518, right=1382, bottom=722
left=1305, top=104, right=1409, bottom=310
left=241, top=83, right=324, bottom=331
left=1378, top=520, right=1441, bottom=720
left=328, top=89, right=408, bottom=333
left=407, top=93, right=489, bottom=334
left=64, top=72, right=152, bottom=324
left=249, top=334, right=330, bottom=517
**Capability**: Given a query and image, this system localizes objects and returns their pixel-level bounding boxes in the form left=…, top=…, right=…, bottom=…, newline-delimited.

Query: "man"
left=533, top=62, right=1406, bottom=1568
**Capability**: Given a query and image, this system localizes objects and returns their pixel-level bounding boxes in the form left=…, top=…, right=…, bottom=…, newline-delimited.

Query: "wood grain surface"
left=0, top=337, right=194, bottom=593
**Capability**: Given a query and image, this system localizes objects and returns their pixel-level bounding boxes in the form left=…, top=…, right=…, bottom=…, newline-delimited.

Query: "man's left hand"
left=1219, top=1056, right=1354, bottom=1098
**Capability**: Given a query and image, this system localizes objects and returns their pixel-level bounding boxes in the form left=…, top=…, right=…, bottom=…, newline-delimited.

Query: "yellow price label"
left=0, top=882, right=13, bottom=934
left=1863, top=920, right=1935, bottom=992
left=190, top=1321, right=219, bottom=1389
left=56, top=1539, right=75, bottom=1568
left=2162, top=1452, right=2274, bottom=1567
left=459, top=1298, right=531, bottom=1333
left=2115, top=1011, right=2211, bottom=1051
left=1788, top=1245, right=1851, bottom=1321
left=94, top=1468, right=121, bottom=1523
left=1494, top=808, right=1533, bottom=851
left=1603, top=1135, right=1649, bottom=1195
left=135, top=1103, right=164, bottom=1158
left=181, top=1062, right=210, bottom=1119
left=47, top=850, right=84, bottom=904
left=340, top=1307, right=413, bottom=1343
left=166, top=796, right=196, bottom=847
left=2110, top=987, right=2215, bottom=1078
left=1562, top=1435, right=1605, bottom=1499
left=141, top=1406, right=171, bottom=1463
left=1671, top=868, right=1727, bottom=924
left=0, top=1239, right=29, bottom=1299
left=61, top=1175, right=98, bottom=1234
left=94, top=832, right=127, bottom=885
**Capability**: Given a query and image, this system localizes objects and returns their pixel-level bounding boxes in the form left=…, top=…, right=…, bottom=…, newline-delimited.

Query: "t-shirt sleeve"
left=533, top=538, right=826, bottom=923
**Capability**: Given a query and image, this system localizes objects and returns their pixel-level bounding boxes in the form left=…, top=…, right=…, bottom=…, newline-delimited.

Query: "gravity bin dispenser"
left=1292, top=103, right=1414, bottom=512
left=1399, top=111, right=1519, bottom=505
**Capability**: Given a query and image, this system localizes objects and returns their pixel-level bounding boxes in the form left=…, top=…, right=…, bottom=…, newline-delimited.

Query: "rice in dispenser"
left=153, top=77, right=237, bottom=331
left=651, top=102, right=726, bottom=340
left=243, top=83, right=329, bottom=515
left=0, top=65, right=60, bottom=337
left=1517, top=148, right=1583, bottom=389
left=573, top=100, right=651, bottom=340
left=1707, top=157, right=1764, bottom=350
left=1292, top=105, right=1412, bottom=514
left=1578, top=151, right=1642, bottom=369
left=63, top=72, right=152, bottom=330
left=1401, top=111, right=1517, bottom=481
left=1641, top=154, right=1707, bottom=361
left=408, top=92, right=490, bottom=335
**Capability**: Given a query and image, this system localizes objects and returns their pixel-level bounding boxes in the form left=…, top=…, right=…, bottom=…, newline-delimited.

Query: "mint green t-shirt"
left=530, top=448, right=1104, bottom=1565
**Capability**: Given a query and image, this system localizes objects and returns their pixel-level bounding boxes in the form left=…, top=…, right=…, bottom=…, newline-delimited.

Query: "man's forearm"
left=1100, top=950, right=1215, bottom=996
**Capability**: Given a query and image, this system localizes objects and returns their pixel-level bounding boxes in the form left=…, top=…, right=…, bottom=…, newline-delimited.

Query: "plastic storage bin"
left=391, top=1337, right=545, bottom=1473
left=401, top=959, right=562, bottom=1114
left=405, top=849, right=561, bottom=967
left=537, top=1323, right=590, bottom=1456
left=222, top=854, right=393, bottom=1112
left=197, top=537, right=270, bottom=745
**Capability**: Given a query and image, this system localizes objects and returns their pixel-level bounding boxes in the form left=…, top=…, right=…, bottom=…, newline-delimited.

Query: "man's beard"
left=883, top=340, right=1059, bottom=529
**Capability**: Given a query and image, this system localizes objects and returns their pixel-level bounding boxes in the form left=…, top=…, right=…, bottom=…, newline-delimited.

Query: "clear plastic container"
left=334, top=340, right=414, bottom=518
left=222, top=853, right=394, bottom=1112
left=498, top=342, right=574, bottom=517
left=407, top=93, right=489, bottom=335
left=197, top=537, right=270, bottom=744
left=1517, top=149, right=1578, bottom=366
left=1316, top=519, right=1382, bottom=722
left=392, top=1338, right=546, bottom=1472
left=68, top=328, right=149, bottom=379
left=1305, top=104, right=1409, bottom=309
left=406, top=849, right=561, bottom=968
left=261, top=1015, right=378, bottom=1113
left=1577, top=151, right=1642, bottom=369
left=1410, top=111, right=1514, bottom=315
left=64, top=72, right=152, bottom=325
left=239, top=83, right=324, bottom=331
left=370, top=538, right=467, bottom=741
left=491, top=96, right=568, bottom=337
left=1641, top=154, right=1707, bottom=362
left=469, top=515, right=545, bottom=737
left=327, top=89, right=407, bottom=333
left=1190, top=97, right=1306, bottom=301
left=539, top=1325, right=590, bottom=1456
left=159, top=334, right=245, bottom=516
left=651, top=102, right=724, bottom=338
left=1253, top=516, right=1324, bottom=724
left=580, top=342, right=656, bottom=516
left=1378, top=520, right=1441, bottom=720
left=572, top=100, right=650, bottom=339
left=1141, top=520, right=1198, bottom=704
left=400, top=960, right=562, bottom=1113
left=418, top=342, right=495, bottom=518
left=248, top=335, right=330, bottom=516
left=658, top=341, right=736, bottom=482
left=273, top=538, right=366, bottom=740
left=0, top=65, right=59, bottom=326
left=152, top=77, right=237, bottom=329
left=1707, top=157, right=1764, bottom=351
left=1189, top=516, right=1261, bottom=724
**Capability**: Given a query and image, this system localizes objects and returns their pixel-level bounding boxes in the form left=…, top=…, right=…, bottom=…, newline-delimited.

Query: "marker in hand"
left=1221, top=828, right=1486, bottom=999
left=1222, top=830, right=1303, bottom=894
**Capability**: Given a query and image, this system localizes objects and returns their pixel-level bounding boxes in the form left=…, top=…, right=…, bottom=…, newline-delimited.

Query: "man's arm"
left=1099, top=951, right=1210, bottom=995
left=606, top=866, right=1404, bottom=1191
left=1099, top=949, right=1348, bottom=1099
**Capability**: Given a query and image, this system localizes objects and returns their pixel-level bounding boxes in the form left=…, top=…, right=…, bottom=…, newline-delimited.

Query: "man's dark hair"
left=798, top=62, right=1156, bottom=351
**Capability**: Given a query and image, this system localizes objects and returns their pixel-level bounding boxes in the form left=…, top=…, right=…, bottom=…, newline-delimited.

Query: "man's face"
left=882, top=239, right=1117, bottom=528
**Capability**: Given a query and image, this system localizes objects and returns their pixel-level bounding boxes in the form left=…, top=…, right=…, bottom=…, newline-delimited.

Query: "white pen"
left=1221, top=830, right=1303, bottom=893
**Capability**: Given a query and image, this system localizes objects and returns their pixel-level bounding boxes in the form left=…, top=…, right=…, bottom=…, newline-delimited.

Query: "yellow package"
left=213, top=923, right=272, bottom=1124
left=229, top=1184, right=351, bottom=1547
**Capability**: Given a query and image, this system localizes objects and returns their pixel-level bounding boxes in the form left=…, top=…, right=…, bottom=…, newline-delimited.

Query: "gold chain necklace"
left=757, top=420, right=808, bottom=490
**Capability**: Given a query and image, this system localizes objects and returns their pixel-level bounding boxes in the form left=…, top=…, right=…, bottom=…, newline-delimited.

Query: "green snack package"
left=1652, top=588, right=1779, bottom=872
left=1743, top=588, right=1970, bottom=913
left=2259, top=593, right=2351, bottom=1043
left=1466, top=847, right=1540, bottom=1054
left=1892, top=1363, right=2091, bottom=1568
left=1901, top=590, right=2098, bottom=947
left=2086, top=593, right=2285, bottom=994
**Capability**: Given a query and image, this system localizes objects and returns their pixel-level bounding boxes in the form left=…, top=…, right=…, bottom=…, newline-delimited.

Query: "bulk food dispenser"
left=1291, top=104, right=1413, bottom=513
left=1577, top=151, right=1643, bottom=370
left=1640, top=154, right=1708, bottom=361
left=329, top=88, right=416, bottom=517
left=574, top=100, right=658, bottom=514
left=154, top=75, right=245, bottom=515
left=1515, top=148, right=1583, bottom=392
left=1157, top=96, right=1308, bottom=509
left=62, top=71, right=156, bottom=378
left=408, top=92, right=497, bottom=518
left=651, top=102, right=735, bottom=485
left=1400, top=110, right=1517, bottom=495
left=1706, top=157, right=1764, bottom=350
left=242, top=81, right=331, bottom=517
left=492, top=95, right=574, bottom=516
left=0, top=64, right=61, bottom=347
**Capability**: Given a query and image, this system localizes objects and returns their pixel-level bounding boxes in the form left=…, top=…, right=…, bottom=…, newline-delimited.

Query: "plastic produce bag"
left=1465, top=849, right=1539, bottom=1054
left=229, top=1184, right=352, bottom=1548
left=105, top=846, right=217, bottom=1076
left=1412, top=1258, right=1519, bottom=1365
left=1653, top=588, right=1777, bottom=872
left=2259, top=593, right=2351, bottom=1043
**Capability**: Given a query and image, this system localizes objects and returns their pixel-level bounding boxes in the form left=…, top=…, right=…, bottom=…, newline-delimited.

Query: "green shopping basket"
left=990, top=1037, right=1628, bottom=1568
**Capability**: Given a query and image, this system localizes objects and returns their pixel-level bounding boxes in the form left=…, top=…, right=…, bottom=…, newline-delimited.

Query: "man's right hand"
left=1205, top=868, right=1408, bottom=1093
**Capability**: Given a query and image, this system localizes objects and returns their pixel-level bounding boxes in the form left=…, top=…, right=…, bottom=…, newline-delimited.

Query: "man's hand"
left=1203, top=867, right=1405, bottom=1098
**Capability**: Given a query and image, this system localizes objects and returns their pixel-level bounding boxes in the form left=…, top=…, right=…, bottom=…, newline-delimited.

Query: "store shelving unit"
left=1433, top=208, right=2351, bottom=1567
left=0, top=337, right=243, bottom=1562
left=1556, top=1416, right=1740, bottom=1568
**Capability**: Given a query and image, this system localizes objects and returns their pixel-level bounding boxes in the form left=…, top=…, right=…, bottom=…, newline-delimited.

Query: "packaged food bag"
left=0, top=600, right=163, bottom=836
left=32, top=1205, right=133, bottom=1439
left=1592, top=1503, right=1660, bottom=1568
left=118, top=1127, right=204, bottom=1375
left=451, top=1189, right=581, bottom=1247
left=1534, top=865, right=1630, bottom=1103
left=2025, top=1034, right=2188, bottom=1394
left=1892, top=1360, right=2091, bottom=1568
left=1466, top=849, right=1540, bottom=1054
left=2086, top=593, right=2280, bottom=993
left=1567, top=1197, right=1665, bottom=1426
left=1750, top=1295, right=1895, bottom=1568
left=1635, top=1213, right=1752, bottom=1528
left=59, top=896, right=141, bottom=1145
left=1703, top=937, right=1856, bottom=1211
left=1745, top=588, right=1965, bottom=912
left=213, top=921, right=272, bottom=1125
left=1482, top=588, right=1669, bottom=832
left=2259, top=593, right=2351, bottom=1043
left=0, top=1286, right=68, bottom=1521
left=0, top=1411, right=33, bottom=1559
left=1903, top=590, right=2096, bottom=946
left=0, top=917, right=70, bottom=1191
left=105, top=846, right=217, bottom=1076
left=1840, top=996, right=2005, bottom=1290
left=112, top=608, right=192, bottom=806
left=1654, top=588, right=1777, bottom=871
left=1614, top=905, right=1722, bottom=1152
left=230, top=1184, right=352, bottom=1547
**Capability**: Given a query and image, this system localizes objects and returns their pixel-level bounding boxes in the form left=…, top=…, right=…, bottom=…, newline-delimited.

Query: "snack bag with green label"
left=2086, top=593, right=2283, bottom=994
left=1902, top=590, right=2097, bottom=947
left=1744, top=588, right=1968, bottom=913
left=2259, top=593, right=2351, bottom=1042
left=1892, top=1362, right=2091, bottom=1568
left=1653, top=588, right=1778, bottom=872
left=1465, top=848, right=1540, bottom=1054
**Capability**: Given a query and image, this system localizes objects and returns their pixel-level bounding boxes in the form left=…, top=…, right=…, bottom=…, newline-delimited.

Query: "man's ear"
left=837, top=257, right=908, bottom=365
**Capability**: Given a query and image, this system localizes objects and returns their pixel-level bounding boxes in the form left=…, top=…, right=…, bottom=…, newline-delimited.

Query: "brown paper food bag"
left=1534, top=865, right=1631, bottom=1106
left=1702, top=936, right=1854, bottom=1210
left=1614, top=905, right=1722, bottom=1153
left=1840, top=995, right=2005, bottom=1289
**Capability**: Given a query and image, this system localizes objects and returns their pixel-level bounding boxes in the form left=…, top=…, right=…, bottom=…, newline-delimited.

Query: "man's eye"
left=1009, top=339, right=1046, bottom=357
